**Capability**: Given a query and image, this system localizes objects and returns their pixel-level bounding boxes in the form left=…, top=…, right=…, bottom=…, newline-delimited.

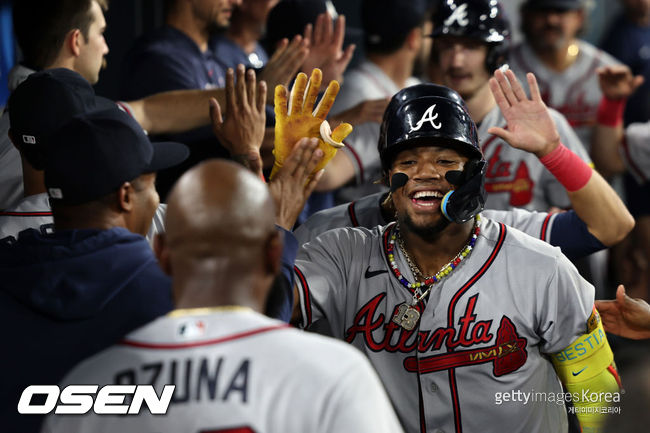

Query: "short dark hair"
left=13, top=0, right=109, bottom=70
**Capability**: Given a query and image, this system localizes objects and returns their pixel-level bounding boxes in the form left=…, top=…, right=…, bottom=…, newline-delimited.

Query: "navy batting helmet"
left=432, top=0, right=511, bottom=72
left=379, top=84, right=481, bottom=173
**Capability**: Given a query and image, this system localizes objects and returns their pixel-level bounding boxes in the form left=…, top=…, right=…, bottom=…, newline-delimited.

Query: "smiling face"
left=390, top=145, right=468, bottom=237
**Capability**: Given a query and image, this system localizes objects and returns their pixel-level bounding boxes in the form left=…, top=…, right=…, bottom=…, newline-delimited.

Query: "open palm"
left=488, top=69, right=560, bottom=158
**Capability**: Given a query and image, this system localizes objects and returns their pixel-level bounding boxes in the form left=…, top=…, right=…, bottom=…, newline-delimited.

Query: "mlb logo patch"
left=178, top=320, right=206, bottom=339
left=22, top=135, right=36, bottom=144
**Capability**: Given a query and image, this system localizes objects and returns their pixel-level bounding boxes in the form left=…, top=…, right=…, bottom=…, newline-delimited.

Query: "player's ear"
left=154, top=233, right=172, bottom=276
left=406, top=26, right=423, bottom=52
left=67, top=28, right=83, bottom=57
left=117, top=182, right=134, bottom=212
left=264, top=231, right=283, bottom=277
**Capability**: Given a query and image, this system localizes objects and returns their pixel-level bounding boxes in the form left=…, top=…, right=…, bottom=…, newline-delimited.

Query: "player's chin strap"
left=441, top=159, right=487, bottom=224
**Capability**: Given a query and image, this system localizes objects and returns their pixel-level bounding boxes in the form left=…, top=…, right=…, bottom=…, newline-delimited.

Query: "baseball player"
left=295, top=83, right=633, bottom=260
left=509, top=0, right=620, bottom=151
left=293, top=71, right=621, bottom=433
left=431, top=0, right=592, bottom=211
left=44, top=160, right=404, bottom=433
left=0, top=68, right=165, bottom=245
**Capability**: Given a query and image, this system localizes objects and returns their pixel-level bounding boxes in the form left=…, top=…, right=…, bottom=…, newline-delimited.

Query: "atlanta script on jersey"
left=295, top=217, right=594, bottom=433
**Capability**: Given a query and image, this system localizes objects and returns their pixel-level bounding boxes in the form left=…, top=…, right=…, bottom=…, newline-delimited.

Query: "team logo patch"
left=178, top=320, right=206, bottom=338
left=444, top=3, right=469, bottom=27
left=409, top=104, right=442, bottom=132
left=48, top=188, right=63, bottom=199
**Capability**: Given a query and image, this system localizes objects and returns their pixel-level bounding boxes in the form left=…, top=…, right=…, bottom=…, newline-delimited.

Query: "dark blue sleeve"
left=549, top=211, right=606, bottom=261
left=263, top=226, right=298, bottom=322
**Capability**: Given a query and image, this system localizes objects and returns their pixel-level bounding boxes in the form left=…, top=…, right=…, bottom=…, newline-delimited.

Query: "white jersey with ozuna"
left=43, top=309, right=404, bottom=433
left=509, top=40, right=620, bottom=150
left=295, top=217, right=594, bottom=433
left=478, top=104, right=591, bottom=211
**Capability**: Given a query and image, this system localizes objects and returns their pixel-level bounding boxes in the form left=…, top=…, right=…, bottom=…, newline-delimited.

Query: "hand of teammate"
left=210, top=65, right=267, bottom=179
left=302, top=13, right=356, bottom=84
left=595, top=285, right=650, bottom=340
left=597, top=65, right=644, bottom=100
left=487, top=68, right=561, bottom=158
left=260, top=35, right=310, bottom=105
left=268, top=138, right=324, bottom=230
left=271, top=68, right=353, bottom=179
left=329, top=98, right=390, bottom=127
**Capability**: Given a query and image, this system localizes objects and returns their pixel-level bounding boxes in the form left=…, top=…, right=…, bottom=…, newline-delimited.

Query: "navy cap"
left=8, top=68, right=115, bottom=170
left=44, top=106, right=189, bottom=205
left=362, top=0, right=430, bottom=53
left=522, top=0, right=584, bottom=11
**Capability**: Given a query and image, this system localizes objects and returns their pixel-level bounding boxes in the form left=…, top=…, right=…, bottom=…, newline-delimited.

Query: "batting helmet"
left=432, top=0, right=511, bottom=73
left=379, top=85, right=481, bottom=173
left=379, top=84, right=486, bottom=223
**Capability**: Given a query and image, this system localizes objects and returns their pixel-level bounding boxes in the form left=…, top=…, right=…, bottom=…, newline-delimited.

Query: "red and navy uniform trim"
left=345, top=143, right=364, bottom=183
left=120, top=324, right=288, bottom=350
left=446, top=222, right=507, bottom=433
left=295, top=266, right=312, bottom=327
left=540, top=213, right=553, bottom=242
left=0, top=211, right=52, bottom=216
left=347, top=201, right=360, bottom=227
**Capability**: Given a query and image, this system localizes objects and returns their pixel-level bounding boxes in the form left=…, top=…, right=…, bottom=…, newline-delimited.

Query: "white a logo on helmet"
left=444, top=3, right=469, bottom=27
left=409, top=104, right=442, bottom=132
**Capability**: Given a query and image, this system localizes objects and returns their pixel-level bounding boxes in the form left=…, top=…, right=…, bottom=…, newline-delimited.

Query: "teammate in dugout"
left=429, top=0, right=592, bottom=212
left=293, top=69, right=621, bottom=433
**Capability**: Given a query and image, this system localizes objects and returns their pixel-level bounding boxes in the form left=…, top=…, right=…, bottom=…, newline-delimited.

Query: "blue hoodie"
left=0, top=227, right=173, bottom=433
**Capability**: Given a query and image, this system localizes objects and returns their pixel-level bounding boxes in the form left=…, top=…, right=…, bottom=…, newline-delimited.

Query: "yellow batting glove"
left=271, top=68, right=353, bottom=179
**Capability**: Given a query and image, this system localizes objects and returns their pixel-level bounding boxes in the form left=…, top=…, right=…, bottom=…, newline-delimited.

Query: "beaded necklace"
left=387, top=215, right=480, bottom=330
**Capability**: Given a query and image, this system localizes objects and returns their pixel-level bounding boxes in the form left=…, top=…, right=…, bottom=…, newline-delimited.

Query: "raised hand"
left=268, top=138, right=324, bottom=230
left=271, top=68, right=352, bottom=179
left=260, top=35, right=309, bottom=105
left=302, top=13, right=356, bottom=84
left=595, top=285, right=650, bottom=340
left=597, top=65, right=644, bottom=100
left=210, top=65, right=267, bottom=178
left=488, top=68, right=560, bottom=158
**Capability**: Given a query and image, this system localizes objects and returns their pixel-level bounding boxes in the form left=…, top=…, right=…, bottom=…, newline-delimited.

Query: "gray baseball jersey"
left=330, top=60, right=420, bottom=202
left=294, top=192, right=557, bottom=247
left=0, top=64, right=34, bottom=210
left=509, top=40, right=620, bottom=150
left=621, top=121, right=650, bottom=184
left=0, top=193, right=166, bottom=247
left=43, top=308, right=404, bottom=433
left=295, top=218, right=594, bottom=433
left=478, top=105, right=591, bottom=211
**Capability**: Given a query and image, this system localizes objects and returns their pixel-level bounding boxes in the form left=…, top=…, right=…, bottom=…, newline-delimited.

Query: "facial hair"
left=401, top=212, right=450, bottom=242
